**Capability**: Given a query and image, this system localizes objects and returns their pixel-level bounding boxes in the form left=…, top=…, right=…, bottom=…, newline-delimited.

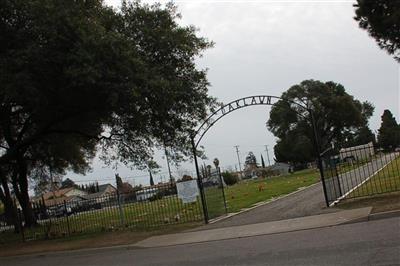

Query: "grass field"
left=0, top=196, right=203, bottom=243
left=348, top=156, right=400, bottom=198
left=0, top=168, right=320, bottom=243
left=205, top=169, right=319, bottom=218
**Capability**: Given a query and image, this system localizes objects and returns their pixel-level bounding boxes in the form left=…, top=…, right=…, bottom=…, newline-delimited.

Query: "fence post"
left=310, top=109, right=330, bottom=207
left=191, top=136, right=209, bottom=224
left=63, top=200, right=71, bottom=236
left=117, top=190, right=125, bottom=227
left=218, top=167, right=228, bottom=214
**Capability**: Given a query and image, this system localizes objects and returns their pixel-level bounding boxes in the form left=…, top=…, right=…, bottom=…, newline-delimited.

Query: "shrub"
left=149, top=191, right=164, bottom=201
left=259, top=169, right=280, bottom=178
left=221, top=171, right=239, bottom=186
left=176, top=175, right=194, bottom=183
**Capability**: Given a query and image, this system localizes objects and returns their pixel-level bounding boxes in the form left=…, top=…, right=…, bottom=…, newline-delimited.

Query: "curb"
left=368, top=209, right=400, bottom=221
left=134, top=207, right=373, bottom=248
left=208, top=182, right=321, bottom=225
left=0, top=241, right=143, bottom=260
left=3, top=207, right=395, bottom=259
left=334, top=209, right=400, bottom=225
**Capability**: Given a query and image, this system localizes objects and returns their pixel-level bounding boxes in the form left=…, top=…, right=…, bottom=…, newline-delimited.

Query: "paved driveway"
left=195, top=181, right=340, bottom=230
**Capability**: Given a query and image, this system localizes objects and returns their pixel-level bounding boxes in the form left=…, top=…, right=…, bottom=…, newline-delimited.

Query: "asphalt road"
left=2, top=217, right=399, bottom=266
left=196, top=181, right=340, bottom=230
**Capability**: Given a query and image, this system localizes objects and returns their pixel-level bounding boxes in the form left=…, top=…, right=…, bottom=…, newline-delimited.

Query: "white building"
left=136, top=187, right=158, bottom=201
left=339, top=142, right=374, bottom=161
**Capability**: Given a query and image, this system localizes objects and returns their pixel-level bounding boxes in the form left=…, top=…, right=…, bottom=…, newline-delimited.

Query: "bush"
left=259, top=169, right=280, bottom=178
left=149, top=191, right=164, bottom=201
left=176, top=175, right=194, bottom=183
left=221, top=171, right=239, bottom=186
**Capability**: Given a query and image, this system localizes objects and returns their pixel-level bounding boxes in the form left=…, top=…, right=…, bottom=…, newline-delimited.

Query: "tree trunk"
left=13, top=157, right=37, bottom=228
left=0, top=172, right=19, bottom=232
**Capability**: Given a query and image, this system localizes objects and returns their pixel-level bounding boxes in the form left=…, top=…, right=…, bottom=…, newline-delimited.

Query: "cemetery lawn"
left=205, top=169, right=320, bottom=217
left=0, top=169, right=320, bottom=244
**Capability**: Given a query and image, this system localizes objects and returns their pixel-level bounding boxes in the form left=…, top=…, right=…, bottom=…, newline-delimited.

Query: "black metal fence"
left=0, top=182, right=203, bottom=243
left=200, top=167, right=228, bottom=220
left=322, top=144, right=400, bottom=205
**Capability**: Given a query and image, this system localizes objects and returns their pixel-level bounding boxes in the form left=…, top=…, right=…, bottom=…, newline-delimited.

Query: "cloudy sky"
left=74, top=0, right=399, bottom=186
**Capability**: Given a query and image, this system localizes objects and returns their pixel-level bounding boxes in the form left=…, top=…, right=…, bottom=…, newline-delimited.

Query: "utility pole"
left=234, top=145, right=243, bottom=178
left=265, top=145, right=271, bottom=166
left=164, top=145, right=173, bottom=183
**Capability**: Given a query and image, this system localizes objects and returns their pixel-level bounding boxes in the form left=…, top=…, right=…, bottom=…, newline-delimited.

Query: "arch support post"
left=191, top=136, right=209, bottom=224
left=310, top=109, right=330, bottom=207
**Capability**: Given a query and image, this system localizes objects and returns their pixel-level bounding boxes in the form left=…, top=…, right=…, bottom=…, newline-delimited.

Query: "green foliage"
left=354, top=0, right=400, bottom=62
left=61, top=178, right=77, bottom=189
left=212, top=169, right=320, bottom=214
left=0, top=0, right=214, bottom=226
left=149, top=171, right=155, bottom=186
left=378, top=110, right=400, bottom=150
left=260, top=154, right=266, bottom=168
left=259, top=168, right=281, bottom=178
left=267, top=80, right=375, bottom=164
left=221, top=171, right=239, bottom=186
left=149, top=191, right=164, bottom=201
left=115, top=174, right=123, bottom=192
left=244, top=152, right=257, bottom=167
left=274, top=133, right=314, bottom=165
left=180, top=175, right=193, bottom=182
left=83, top=182, right=99, bottom=194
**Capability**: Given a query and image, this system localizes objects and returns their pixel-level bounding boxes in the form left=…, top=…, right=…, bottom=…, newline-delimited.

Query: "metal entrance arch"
left=190, top=95, right=329, bottom=224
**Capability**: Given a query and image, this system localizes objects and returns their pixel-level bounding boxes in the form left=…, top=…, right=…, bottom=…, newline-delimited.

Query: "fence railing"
left=0, top=182, right=203, bottom=243
left=322, top=145, right=400, bottom=205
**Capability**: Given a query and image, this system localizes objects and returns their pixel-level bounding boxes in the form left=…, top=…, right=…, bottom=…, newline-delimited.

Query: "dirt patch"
left=337, top=192, right=400, bottom=213
left=0, top=222, right=201, bottom=257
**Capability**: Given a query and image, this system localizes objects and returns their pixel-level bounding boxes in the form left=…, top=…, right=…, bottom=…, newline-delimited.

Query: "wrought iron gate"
left=321, top=143, right=400, bottom=205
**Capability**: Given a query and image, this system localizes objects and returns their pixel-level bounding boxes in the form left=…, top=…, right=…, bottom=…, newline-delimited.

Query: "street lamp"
left=213, top=158, right=227, bottom=214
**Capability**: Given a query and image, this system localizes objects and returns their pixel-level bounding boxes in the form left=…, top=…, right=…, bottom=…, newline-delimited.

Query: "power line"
left=234, top=145, right=243, bottom=177
left=164, top=145, right=174, bottom=182
left=264, top=145, right=272, bottom=166
left=72, top=170, right=175, bottom=183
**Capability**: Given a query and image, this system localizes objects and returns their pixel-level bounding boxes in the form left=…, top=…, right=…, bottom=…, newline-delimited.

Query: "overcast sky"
left=74, top=0, right=399, bottom=187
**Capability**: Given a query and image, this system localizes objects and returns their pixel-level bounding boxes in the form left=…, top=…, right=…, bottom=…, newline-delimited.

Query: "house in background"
left=83, top=183, right=117, bottom=203
left=339, top=142, right=374, bottom=162
left=136, top=187, right=158, bottom=201
left=34, top=187, right=88, bottom=207
left=98, top=183, right=117, bottom=195
left=269, top=162, right=292, bottom=175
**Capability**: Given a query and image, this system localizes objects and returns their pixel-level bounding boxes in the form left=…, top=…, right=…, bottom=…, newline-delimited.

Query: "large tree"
left=267, top=80, right=374, bottom=165
left=61, top=178, right=77, bottom=189
left=377, top=109, right=400, bottom=150
left=244, top=152, right=257, bottom=168
left=354, top=0, right=400, bottom=62
left=0, top=0, right=214, bottom=227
